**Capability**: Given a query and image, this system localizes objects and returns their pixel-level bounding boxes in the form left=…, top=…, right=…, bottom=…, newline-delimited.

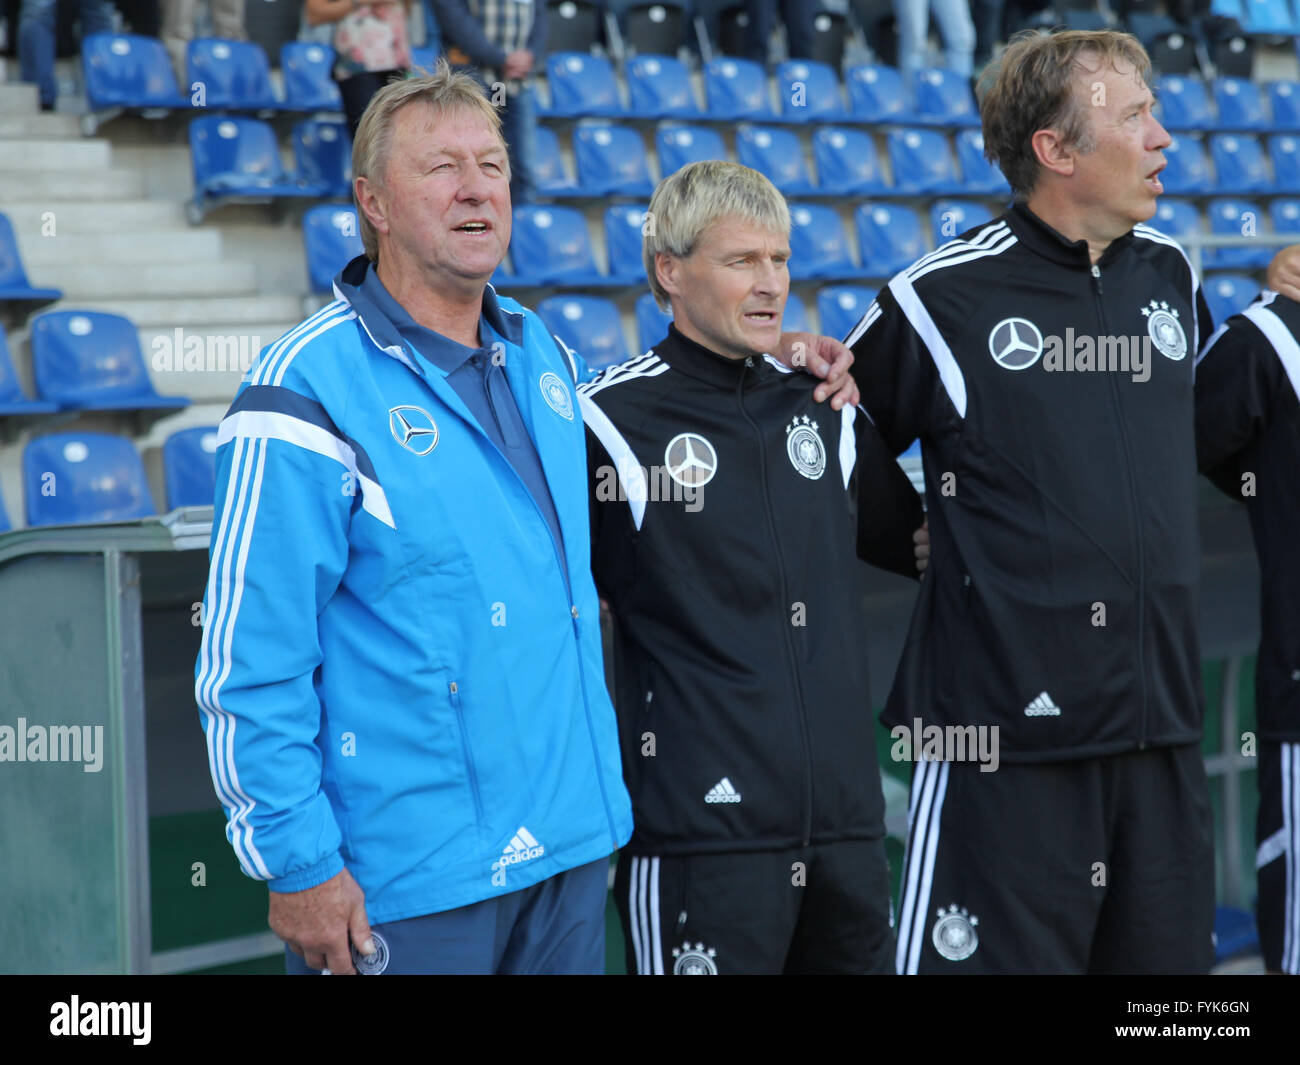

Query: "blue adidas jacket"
left=194, top=258, right=633, bottom=924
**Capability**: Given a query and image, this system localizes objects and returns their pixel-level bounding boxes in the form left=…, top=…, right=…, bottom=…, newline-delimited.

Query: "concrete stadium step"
left=0, top=139, right=112, bottom=169
left=18, top=229, right=224, bottom=267
left=52, top=260, right=258, bottom=299
left=0, top=168, right=144, bottom=201
left=0, top=83, right=39, bottom=114
left=61, top=295, right=305, bottom=328
left=3, top=200, right=187, bottom=233
left=0, top=113, right=85, bottom=138
left=140, top=322, right=299, bottom=402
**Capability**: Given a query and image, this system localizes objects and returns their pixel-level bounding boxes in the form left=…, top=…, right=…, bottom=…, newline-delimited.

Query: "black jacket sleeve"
left=846, top=283, right=948, bottom=457
left=1194, top=308, right=1286, bottom=498
left=851, top=407, right=925, bottom=579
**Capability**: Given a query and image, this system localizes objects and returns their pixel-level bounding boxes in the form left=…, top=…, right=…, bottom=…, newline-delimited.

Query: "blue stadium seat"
left=1267, top=80, right=1300, bottom=131
left=788, top=204, right=863, bottom=280
left=1209, top=133, right=1270, bottom=194
left=508, top=205, right=610, bottom=286
left=929, top=200, right=995, bottom=245
left=281, top=42, right=342, bottom=112
left=856, top=203, right=926, bottom=276
left=0, top=326, right=57, bottom=415
left=635, top=292, right=674, bottom=353
left=817, top=285, right=878, bottom=341
left=1213, top=76, right=1269, bottom=131
left=1210, top=0, right=1243, bottom=15
left=847, top=63, right=910, bottom=124
left=736, top=125, right=817, bottom=194
left=545, top=52, right=623, bottom=117
left=1155, top=75, right=1214, bottom=131
left=409, top=46, right=437, bottom=71
left=953, top=129, right=1011, bottom=194
left=1269, top=196, right=1300, bottom=236
left=912, top=67, right=980, bottom=127
left=1205, top=198, right=1271, bottom=269
left=163, top=426, right=220, bottom=509
left=605, top=204, right=649, bottom=285
left=0, top=213, right=62, bottom=306
left=572, top=125, right=655, bottom=196
left=189, top=116, right=329, bottom=220
left=1268, top=133, right=1300, bottom=192
left=303, top=205, right=363, bottom=294
left=1161, top=135, right=1213, bottom=194
left=783, top=292, right=810, bottom=334
left=1240, top=0, right=1300, bottom=33
left=704, top=57, right=776, bottom=120
left=626, top=54, right=700, bottom=119
left=656, top=125, right=728, bottom=176
left=82, top=33, right=188, bottom=111
left=24, top=432, right=156, bottom=527
left=776, top=59, right=847, bottom=123
left=1203, top=274, right=1259, bottom=324
left=29, top=311, right=189, bottom=413
left=187, top=38, right=280, bottom=110
left=534, top=126, right=579, bottom=196
left=812, top=127, right=889, bottom=195
left=293, top=119, right=351, bottom=199
left=888, top=127, right=962, bottom=195
left=1149, top=198, right=1203, bottom=243
left=0, top=491, right=9, bottom=533
left=537, top=296, right=629, bottom=371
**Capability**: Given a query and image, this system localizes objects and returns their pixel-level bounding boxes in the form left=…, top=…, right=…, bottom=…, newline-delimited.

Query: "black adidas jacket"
left=848, top=203, right=1215, bottom=763
left=580, top=325, right=924, bottom=855
left=1195, top=290, right=1300, bottom=742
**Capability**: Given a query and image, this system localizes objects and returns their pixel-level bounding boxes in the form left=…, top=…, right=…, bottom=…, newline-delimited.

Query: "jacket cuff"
left=267, top=851, right=345, bottom=894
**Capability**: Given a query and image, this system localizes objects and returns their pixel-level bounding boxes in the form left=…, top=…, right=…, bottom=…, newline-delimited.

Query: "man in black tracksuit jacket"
left=580, top=160, right=924, bottom=974
left=848, top=30, right=1218, bottom=973
left=1194, top=290, right=1300, bottom=975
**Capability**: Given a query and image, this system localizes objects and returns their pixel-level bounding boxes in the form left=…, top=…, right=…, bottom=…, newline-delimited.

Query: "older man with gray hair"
left=195, top=61, right=857, bottom=975
left=580, top=159, right=924, bottom=974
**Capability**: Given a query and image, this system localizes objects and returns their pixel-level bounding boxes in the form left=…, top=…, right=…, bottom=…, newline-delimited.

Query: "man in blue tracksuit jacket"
left=193, top=64, right=634, bottom=975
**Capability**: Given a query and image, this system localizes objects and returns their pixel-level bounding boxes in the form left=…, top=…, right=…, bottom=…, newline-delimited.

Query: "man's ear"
left=355, top=175, right=389, bottom=238
left=1031, top=127, right=1076, bottom=180
left=655, top=252, right=681, bottom=299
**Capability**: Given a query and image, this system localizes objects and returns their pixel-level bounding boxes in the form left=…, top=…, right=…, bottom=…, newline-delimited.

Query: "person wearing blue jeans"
left=893, top=0, right=975, bottom=88
left=19, top=0, right=116, bottom=110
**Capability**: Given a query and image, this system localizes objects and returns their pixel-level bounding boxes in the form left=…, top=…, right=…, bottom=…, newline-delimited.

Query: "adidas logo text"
left=491, top=826, right=545, bottom=886
left=1024, top=691, right=1061, bottom=717
left=705, top=777, right=742, bottom=804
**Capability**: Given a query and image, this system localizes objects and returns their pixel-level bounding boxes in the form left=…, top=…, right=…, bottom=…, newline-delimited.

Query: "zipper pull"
left=1090, top=263, right=1102, bottom=293
left=677, top=909, right=688, bottom=930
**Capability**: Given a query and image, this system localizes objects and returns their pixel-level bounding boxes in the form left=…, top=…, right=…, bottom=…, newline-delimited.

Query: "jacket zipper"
left=449, top=681, right=485, bottom=824
left=1092, top=263, right=1149, bottom=749
left=738, top=357, right=815, bottom=846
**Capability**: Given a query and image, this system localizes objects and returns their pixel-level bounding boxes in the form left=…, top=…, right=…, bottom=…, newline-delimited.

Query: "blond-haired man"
left=582, top=160, right=924, bottom=974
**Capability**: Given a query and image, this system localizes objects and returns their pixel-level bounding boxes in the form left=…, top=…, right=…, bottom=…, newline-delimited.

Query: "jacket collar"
left=332, top=255, right=525, bottom=375
left=654, top=322, right=779, bottom=390
left=1004, top=202, right=1137, bottom=270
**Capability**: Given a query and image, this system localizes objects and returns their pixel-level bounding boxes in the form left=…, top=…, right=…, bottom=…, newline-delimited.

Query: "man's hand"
left=269, top=867, right=374, bottom=975
left=1266, top=244, right=1300, bottom=303
left=503, top=49, right=534, bottom=78
left=775, top=331, right=860, bottom=409
left=914, top=519, right=929, bottom=575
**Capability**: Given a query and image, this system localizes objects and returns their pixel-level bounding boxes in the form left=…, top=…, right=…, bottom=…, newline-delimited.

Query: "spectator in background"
left=894, top=0, right=974, bottom=87
left=432, top=0, right=542, bottom=204
left=304, top=0, right=412, bottom=139
left=161, top=0, right=248, bottom=83
left=970, top=0, right=1004, bottom=71
left=19, top=0, right=116, bottom=110
left=745, top=0, right=813, bottom=64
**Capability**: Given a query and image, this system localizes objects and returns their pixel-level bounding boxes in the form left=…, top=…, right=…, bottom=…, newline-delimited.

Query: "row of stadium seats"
left=0, top=314, right=188, bottom=417
left=538, top=124, right=1010, bottom=197
left=1159, top=132, right=1300, bottom=195
left=0, top=429, right=216, bottom=531
left=1158, top=73, right=1300, bottom=131
left=0, top=216, right=62, bottom=310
